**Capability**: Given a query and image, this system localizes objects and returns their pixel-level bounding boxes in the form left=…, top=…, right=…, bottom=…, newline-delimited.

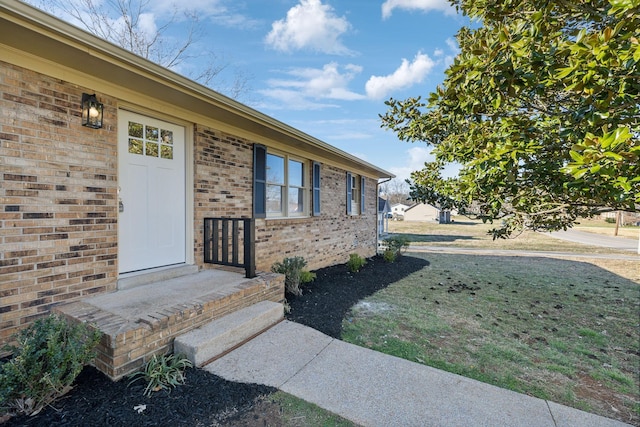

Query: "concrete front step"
left=174, top=300, right=284, bottom=367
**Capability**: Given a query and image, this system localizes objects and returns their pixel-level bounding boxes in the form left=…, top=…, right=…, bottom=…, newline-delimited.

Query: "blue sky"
left=31, top=0, right=470, bottom=183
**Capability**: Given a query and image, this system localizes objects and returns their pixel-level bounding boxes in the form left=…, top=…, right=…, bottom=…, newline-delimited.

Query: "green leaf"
left=556, top=66, right=574, bottom=79
left=612, top=126, right=632, bottom=146
left=604, top=151, right=624, bottom=161
left=569, top=151, right=584, bottom=162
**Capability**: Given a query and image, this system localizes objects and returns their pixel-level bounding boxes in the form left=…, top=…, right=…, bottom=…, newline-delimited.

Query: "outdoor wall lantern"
left=81, top=93, right=104, bottom=129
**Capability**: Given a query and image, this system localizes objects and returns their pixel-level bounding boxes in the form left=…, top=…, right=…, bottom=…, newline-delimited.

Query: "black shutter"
left=312, top=162, right=321, bottom=216
left=360, top=176, right=365, bottom=214
left=253, top=144, right=266, bottom=218
left=346, top=172, right=352, bottom=215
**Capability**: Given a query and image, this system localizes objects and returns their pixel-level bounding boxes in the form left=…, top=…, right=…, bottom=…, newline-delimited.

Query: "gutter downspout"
left=377, top=177, right=393, bottom=248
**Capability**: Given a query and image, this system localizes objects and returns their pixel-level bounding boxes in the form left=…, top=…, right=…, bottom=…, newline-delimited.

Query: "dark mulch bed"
left=286, top=254, right=429, bottom=338
left=3, top=255, right=427, bottom=426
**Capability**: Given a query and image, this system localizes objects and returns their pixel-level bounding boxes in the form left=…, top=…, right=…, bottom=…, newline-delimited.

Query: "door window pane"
left=161, top=129, right=173, bottom=144
left=146, top=142, right=158, bottom=157
left=161, top=145, right=173, bottom=159
left=129, top=122, right=175, bottom=160
left=146, top=125, right=159, bottom=141
left=129, top=138, right=143, bottom=155
left=128, top=121, right=143, bottom=138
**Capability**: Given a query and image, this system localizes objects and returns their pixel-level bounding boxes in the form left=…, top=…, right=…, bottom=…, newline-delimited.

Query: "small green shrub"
left=128, top=353, right=193, bottom=397
left=383, top=235, right=410, bottom=262
left=383, top=248, right=397, bottom=263
left=604, top=217, right=616, bottom=224
left=346, top=253, right=367, bottom=272
left=272, top=256, right=315, bottom=295
left=299, top=270, right=317, bottom=284
left=0, top=314, right=102, bottom=417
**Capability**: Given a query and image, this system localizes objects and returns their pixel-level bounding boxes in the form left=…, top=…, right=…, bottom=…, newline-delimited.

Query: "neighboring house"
left=391, top=203, right=410, bottom=218
left=404, top=203, right=455, bottom=223
left=0, top=3, right=393, bottom=378
left=378, top=197, right=391, bottom=236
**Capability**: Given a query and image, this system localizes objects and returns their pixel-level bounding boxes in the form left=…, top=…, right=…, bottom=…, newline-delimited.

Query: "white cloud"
left=255, top=89, right=339, bottom=110
left=365, top=52, right=435, bottom=99
left=265, top=0, right=352, bottom=54
left=292, top=118, right=378, bottom=140
left=445, top=37, right=460, bottom=54
left=260, top=62, right=365, bottom=109
left=381, top=0, right=456, bottom=19
left=152, top=0, right=227, bottom=17
left=389, top=146, right=434, bottom=183
left=330, top=131, right=372, bottom=140
left=137, top=13, right=158, bottom=39
left=443, top=37, right=460, bottom=67
left=390, top=146, right=461, bottom=183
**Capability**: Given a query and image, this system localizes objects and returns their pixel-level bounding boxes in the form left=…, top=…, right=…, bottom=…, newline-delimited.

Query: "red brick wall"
left=193, top=125, right=254, bottom=267
left=192, top=126, right=379, bottom=272
left=0, top=61, right=118, bottom=343
left=1, top=63, right=380, bottom=348
left=255, top=165, right=378, bottom=271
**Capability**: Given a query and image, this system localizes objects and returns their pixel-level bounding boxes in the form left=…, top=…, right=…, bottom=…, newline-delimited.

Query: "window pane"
left=146, top=125, right=159, bottom=141
left=288, top=159, right=303, bottom=187
left=161, top=145, right=173, bottom=159
left=145, top=142, right=158, bottom=157
left=161, top=129, right=173, bottom=144
left=128, top=138, right=143, bottom=155
left=128, top=122, right=143, bottom=138
left=267, top=154, right=285, bottom=184
left=288, top=187, right=304, bottom=214
left=267, top=184, right=283, bottom=214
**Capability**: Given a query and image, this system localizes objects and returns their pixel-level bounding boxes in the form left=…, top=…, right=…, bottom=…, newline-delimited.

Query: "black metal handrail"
left=204, top=218, right=256, bottom=278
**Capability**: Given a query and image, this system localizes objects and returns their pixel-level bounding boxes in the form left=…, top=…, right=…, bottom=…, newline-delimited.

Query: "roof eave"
left=0, top=1, right=394, bottom=179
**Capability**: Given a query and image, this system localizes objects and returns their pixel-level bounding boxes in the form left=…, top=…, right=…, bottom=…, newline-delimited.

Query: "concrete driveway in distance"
left=548, top=229, right=639, bottom=253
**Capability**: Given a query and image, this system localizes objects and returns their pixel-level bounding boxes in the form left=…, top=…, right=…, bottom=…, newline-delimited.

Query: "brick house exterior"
left=0, top=2, right=392, bottom=349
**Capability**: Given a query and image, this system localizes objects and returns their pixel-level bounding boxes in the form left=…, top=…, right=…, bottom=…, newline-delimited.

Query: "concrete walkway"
left=547, top=229, right=639, bottom=253
left=406, top=245, right=639, bottom=261
left=205, top=321, right=631, bottom=427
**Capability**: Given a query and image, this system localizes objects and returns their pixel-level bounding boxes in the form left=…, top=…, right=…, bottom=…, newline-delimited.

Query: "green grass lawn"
left=341, top=252, right=640, bottom=425
left=269, top=392, right=356, bottom=426
left=574, top=218, right=640, bottom=239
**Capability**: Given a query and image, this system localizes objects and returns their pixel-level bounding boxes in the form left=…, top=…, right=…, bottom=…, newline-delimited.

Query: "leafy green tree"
left=381, top=0, right=639, bottom=238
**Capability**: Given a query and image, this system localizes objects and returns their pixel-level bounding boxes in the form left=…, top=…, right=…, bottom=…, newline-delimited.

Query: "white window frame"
left=266, top=150, right=309, bottom=218
left=346, top=172, right=365, bottom=216
left=350, top=174, right=360, bottom=215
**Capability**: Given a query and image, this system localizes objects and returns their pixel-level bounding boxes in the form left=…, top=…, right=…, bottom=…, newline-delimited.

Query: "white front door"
left=118, top=110, right=186, bottom=273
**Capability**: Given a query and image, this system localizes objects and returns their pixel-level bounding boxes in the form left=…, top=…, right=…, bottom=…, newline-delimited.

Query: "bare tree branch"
left=25, top=0, right=251, bottom=99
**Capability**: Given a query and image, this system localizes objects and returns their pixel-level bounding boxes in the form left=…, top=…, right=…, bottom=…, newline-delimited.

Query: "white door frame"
left=117, top=107, right=194, bottom=276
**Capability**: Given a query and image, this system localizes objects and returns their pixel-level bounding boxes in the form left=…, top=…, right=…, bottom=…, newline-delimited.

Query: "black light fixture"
left=81, top=93, right=103, bottom=129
